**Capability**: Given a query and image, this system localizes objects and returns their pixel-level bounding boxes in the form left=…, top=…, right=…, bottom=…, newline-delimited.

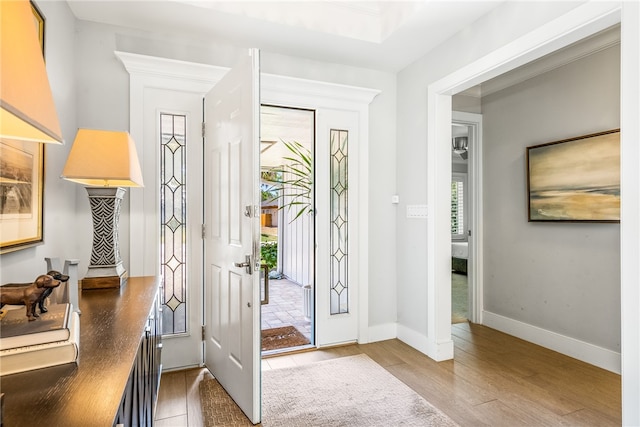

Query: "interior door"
left=203, top=50, right=261, bottom=424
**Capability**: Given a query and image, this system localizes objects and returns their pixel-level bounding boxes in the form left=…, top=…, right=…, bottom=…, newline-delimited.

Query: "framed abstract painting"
left=526, top=129, right=620, bottom=223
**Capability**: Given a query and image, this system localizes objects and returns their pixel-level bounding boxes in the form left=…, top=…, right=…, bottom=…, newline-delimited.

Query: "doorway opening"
left=451, top=123, right=469, bottom=324
left=260, top=105, right=315, bottom=354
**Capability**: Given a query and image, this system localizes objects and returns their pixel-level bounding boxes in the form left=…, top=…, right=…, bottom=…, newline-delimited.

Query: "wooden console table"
left=1, top=276, right=162, bottom=426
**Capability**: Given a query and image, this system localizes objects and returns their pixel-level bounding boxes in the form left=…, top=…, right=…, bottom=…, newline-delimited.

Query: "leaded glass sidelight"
left=160, top=114, right=187, bottom=334
left=330, top=129, right=348, bottom=315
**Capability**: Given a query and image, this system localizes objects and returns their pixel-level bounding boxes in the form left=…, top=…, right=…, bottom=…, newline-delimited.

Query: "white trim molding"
left=483, top=311, right=621, bottom=374
left=452, top=111, right=483, bottom=325
left=620, top=2, right=640, bottom=425
left=368, top=322, right=398, bottom=343
left=115, top=50, right=379, bottom=348
left=424, top=2, right=622, bottom=366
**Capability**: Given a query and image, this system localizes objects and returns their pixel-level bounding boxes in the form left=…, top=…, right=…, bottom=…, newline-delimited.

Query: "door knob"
left=234, top=255, right=253, bottom=274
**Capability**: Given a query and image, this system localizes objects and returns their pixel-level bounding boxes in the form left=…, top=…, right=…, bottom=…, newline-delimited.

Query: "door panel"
left=203, top=50, right=261, bottom=424
left=315, top=108, right=360, bottom=346
left=143, top=88, right=203, bottom=369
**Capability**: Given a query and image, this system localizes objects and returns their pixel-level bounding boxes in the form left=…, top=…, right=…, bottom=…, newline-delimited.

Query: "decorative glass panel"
left=330, top=129, right=348, bottom=315
left=160, top=114, right=187, bottom=334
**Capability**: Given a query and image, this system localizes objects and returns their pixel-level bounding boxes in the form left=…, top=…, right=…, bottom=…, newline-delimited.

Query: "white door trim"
left=116, top=52, right=379, bottom=350
left=425, top=3, right=622, bottom=362
left=452, top=111, right=483, bottom=324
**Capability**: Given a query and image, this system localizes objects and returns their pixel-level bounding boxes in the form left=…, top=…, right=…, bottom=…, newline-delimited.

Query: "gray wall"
left=73, top=20, right=398, bottom=331
left=481, top=44, right=621, bottom=351
left=395, top=0, right=582, bottom=339
left=0, top=1, right=78, bottom=283
left=0, top=9, right=398, bottom=332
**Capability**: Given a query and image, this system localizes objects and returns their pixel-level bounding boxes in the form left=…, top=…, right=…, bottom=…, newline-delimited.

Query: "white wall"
left=397, top=1, right=640, bottom=423
left=482, top=45, right=620, bottom=352
left=0, top=1, right=78, bottom=283
left=396, top=0, right=583, bottom=343
left=72, top=20, right=398, bottom=332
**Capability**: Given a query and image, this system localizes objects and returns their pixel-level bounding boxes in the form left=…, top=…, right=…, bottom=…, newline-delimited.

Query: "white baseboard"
left=366, top=322, right=397, bottom=343
left=397, top=324, right=454, bottom=361
left=483, top=310, right=621, bottom=374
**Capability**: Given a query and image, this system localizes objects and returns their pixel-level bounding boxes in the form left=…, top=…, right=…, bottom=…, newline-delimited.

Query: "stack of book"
left=0, top=303, right=80, bottom=376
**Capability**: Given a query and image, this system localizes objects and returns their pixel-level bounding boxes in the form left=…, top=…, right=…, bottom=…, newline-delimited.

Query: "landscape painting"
left=527, top=130, right=620, bottom=222
left=0, top=141, right=44, bottom=253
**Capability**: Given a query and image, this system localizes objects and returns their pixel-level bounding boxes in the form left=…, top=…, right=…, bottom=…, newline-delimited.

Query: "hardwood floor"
left=154, top=322, right=621, bottom=426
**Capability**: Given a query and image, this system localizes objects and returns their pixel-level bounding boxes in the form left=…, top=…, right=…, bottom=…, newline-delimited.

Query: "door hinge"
left=202, top=122, right=205, bottom=138
left=201, top=325, right=205, bottom=341
left=202, top=224, right=206, bottom=239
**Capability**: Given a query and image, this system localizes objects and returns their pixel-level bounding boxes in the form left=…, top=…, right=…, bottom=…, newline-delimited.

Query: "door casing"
left=118, top=51, right=379, bottom=366
left=452, top=111, right=483, bottom=324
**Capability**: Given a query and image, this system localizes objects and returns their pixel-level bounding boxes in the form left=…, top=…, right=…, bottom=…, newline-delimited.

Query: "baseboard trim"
left=483, top=310, right=621, bottom=374
left=367, top=322, right=397, bottom=343
left=397, top=324, right=454, bottom=361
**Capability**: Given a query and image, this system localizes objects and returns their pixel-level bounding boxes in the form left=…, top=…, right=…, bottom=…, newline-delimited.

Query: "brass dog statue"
left=0, top=274, right=62, bottom=321
left=2, top=270, right=69, bottom=315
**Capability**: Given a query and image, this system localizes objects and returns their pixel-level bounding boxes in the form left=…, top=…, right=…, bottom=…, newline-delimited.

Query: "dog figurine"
left=0, top=274, right=62, bottom=321
left=39, top=270, right=69, bottom=313
left=1, top=271, right=69, bottom=315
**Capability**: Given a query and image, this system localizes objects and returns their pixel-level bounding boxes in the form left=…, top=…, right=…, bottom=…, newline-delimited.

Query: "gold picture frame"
left=526, top=129, right=620, bottom=223
left=31, top=0, right=45, bottom=55
left=0, top=142, right=45, bottom=253
left=0, top=2, right=46, bottom=253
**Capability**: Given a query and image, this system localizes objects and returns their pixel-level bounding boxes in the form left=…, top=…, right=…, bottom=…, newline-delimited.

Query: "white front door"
left=203, top=50, right=261, bottom=424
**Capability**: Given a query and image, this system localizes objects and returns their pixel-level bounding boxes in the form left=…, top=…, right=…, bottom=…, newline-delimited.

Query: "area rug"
left=199, top=378, right=253, bottom=426
left=261, top=354, right=458, bottom=426
left=199, top=354, right=458, bottom=426
left=261, top=326, right=310, bottom=351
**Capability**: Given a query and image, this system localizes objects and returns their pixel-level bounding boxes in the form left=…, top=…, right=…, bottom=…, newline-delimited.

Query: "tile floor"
left=261, top=277, right=312, bottom=342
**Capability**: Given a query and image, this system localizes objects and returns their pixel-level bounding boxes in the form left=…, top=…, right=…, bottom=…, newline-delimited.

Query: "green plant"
left=266, top=141, right=313, bottom=222
left=260, top=241, right=278, bottom=271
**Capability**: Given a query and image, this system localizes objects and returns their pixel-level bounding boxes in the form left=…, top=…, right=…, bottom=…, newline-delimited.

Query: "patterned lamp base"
left=81, top=187, right=129, bottom=289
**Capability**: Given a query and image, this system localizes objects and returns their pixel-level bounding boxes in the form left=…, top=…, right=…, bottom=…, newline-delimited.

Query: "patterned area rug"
left=200, top=354, right=459, bottom=426
left=261, top=326, right=309, bottom=351
left=199, top=378, right=253, bottom=426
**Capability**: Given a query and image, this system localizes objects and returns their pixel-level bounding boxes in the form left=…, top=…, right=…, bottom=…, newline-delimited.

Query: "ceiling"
left=66, top=0, right=503, bottom=72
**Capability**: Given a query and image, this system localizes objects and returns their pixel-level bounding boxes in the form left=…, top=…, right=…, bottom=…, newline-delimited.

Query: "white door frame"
left=117, top=52, right=380, bottom=366
left=425, top=3, right=623, bottom=362
left=452, top=111, right=483, bottom=324
left=427, top=3, right=640, bottom=425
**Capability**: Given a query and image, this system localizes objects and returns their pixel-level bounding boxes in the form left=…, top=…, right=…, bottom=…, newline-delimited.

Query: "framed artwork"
left=0, top=142, right=45, bottom=253
left=0, top=2, right=46, bottom=253
left=526, top=129, right=620, bottom=222
left=31, top=0, right=45, bottom=55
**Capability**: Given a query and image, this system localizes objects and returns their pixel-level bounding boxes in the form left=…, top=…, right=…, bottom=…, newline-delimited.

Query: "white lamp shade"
left=61, top=129, right=144, bottom=187
left=0, top=0, right=63, bottom=144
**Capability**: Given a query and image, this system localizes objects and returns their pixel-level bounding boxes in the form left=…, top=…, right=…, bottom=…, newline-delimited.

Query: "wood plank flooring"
left=154, top=322, right=621, bottom=426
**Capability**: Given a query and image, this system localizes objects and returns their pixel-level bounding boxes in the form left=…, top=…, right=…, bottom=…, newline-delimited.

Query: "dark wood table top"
left=1, top=276, right=161, bottom=427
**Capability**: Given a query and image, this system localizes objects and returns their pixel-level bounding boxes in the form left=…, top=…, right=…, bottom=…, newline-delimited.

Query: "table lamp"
left=61, top=129, right=143, bottom=289
left=0, top=0, right=63, bottom=144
